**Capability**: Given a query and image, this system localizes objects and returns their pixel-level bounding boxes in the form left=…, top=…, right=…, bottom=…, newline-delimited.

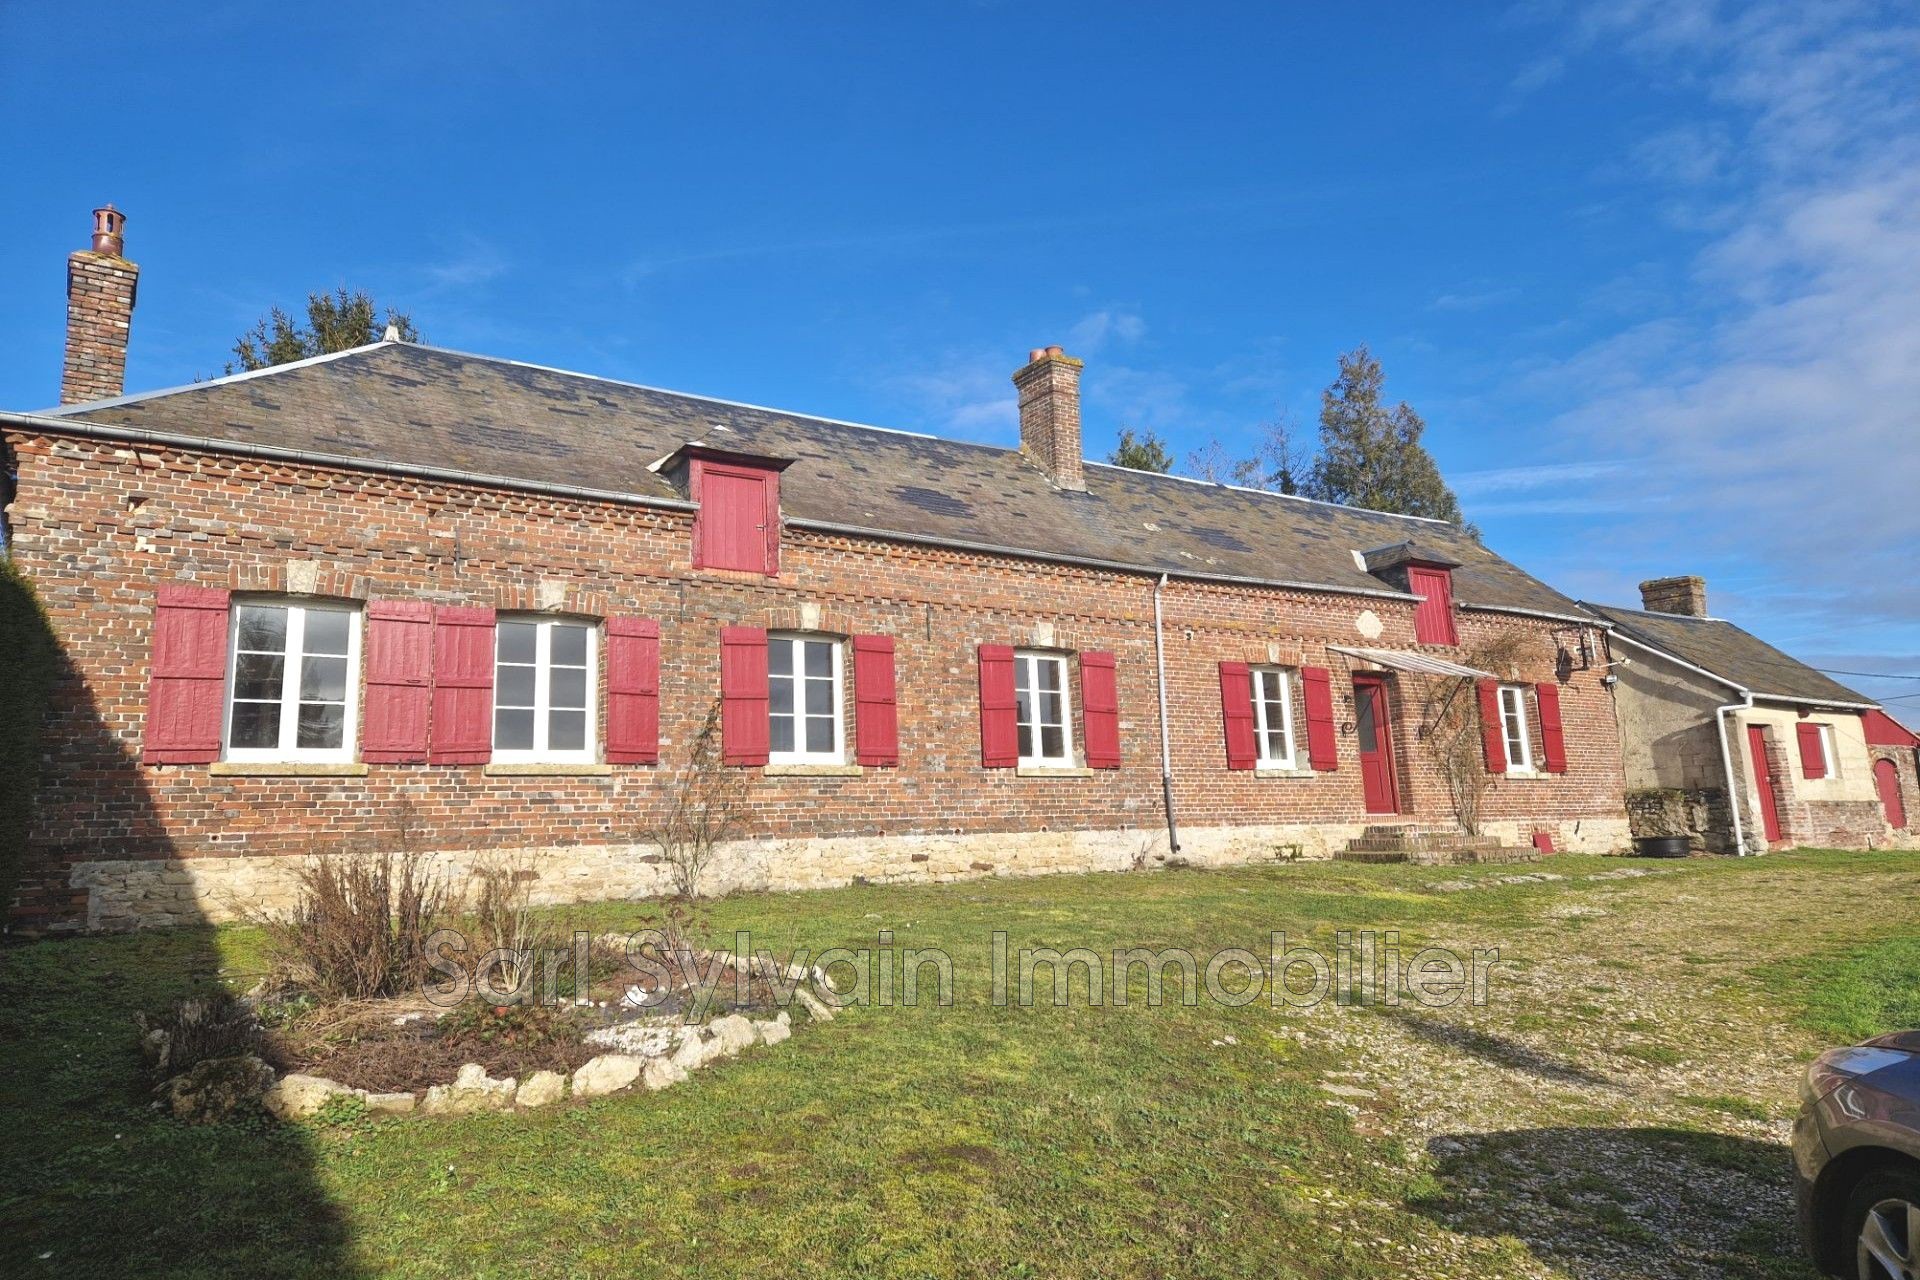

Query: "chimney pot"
left=1012, top=345, right=1087, bottom=492
left=61, top=203, right=139, bottom=405
left=1639, top=575, right=1708, bottom=618
left=90, top=204, right=127, bottom=256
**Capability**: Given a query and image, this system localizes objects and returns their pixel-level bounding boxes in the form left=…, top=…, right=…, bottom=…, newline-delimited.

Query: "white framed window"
left=1015, top=651, right=1075, bottom=767
left=1811, top=723, right=1839, bottom=777
left=1498, top=684, right=1533, bottom=773
left=1252, top=667, right=1298, bottom=768
left=225, top=600, right=361, bottom=763
left=769, top=633, right=843, bottom=764
left=493, top=618, right=597, bottom=763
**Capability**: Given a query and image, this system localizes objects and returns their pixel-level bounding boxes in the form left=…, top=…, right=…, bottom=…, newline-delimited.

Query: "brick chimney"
left=1639, top=575, right=1708, bottom=618
left=61, top=205, right=139, bottom=405
left=1013, top=345, right=1086, bottom=492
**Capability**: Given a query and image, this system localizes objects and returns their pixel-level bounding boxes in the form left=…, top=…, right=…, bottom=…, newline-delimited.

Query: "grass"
left=1769, top=932, right=1920, bottom=1043
left=3, top=849, right=1918, bottom=1278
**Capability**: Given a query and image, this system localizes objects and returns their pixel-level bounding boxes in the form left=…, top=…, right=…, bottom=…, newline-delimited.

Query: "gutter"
left=1716, top=693, right=1756, bottom=856
left=1152, top=573, right=1180, bottom=854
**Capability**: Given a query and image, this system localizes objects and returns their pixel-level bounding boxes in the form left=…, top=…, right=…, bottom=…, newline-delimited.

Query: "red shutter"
left=978, top=644, right=1018, bottom=768
left=1477, top=679, right=1507, bottom=774
left=1080, top=651, right=1121, bottom=769
left=1302, top=666, right=1339, bottom=771
left=429, top=606, right=495, bottom=764
left=1531, top=830, right=1556, bottom=854
left=852, top=634, right=899, bottom=767
left=693, top=460, right=780, bottom=576
left=1797, top=722, right=1827, bottom=779
left=1535, top=682, right=1567, bottom=774
left=1409, top=566, right=1458, bottom=646
left=144, top=585, right=230, bottom=764
left=720, top=625, right=770, bottom=766
left=605, top=617, right=661, bottom=765
left=1218, top=662, right=1257, bottom=770
left=362, top=601, right=432, bottom=763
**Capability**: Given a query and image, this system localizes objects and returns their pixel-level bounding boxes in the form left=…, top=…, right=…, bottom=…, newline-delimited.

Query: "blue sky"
left=3, top=2, right=1917, bottom=720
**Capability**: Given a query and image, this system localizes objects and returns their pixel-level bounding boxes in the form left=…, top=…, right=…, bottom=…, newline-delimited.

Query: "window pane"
left=804, top=641, right=831, bottom=678
left=297, top=703, right=344, bottom=749
left=497, top=664, right=536, bottom=708
left=1038, top=659, right=1060, bottom=694
left=805, top=678, right=833, bottom=716
left=1017, top=722, right=1034, bottom=758
left=1041, top=724, right=1064, bottom=759
left=1015, top=660, right=1032, bottom=698
left=233, top=653, right=284, bottom=702
left=1041, top=691, right=1062, bottom=729
left=1265, top=728, right=1286, bottom=760
left=231, top=701, right=280, bottom=749
left=494, top=708, right=535, bottom=750
left=550, top=624, right=587, bottom=667
left=770, top=716, right=795, bottom=753
left=550, top=666, right=587, bottom=709
left=300, top=655, right=348, bottom=703
left=1015, top=687, right=1033, bottom=728
left=770, top=677, right=795, bottom=716
left=497, top=621, right=537, bottom=664
left=303, top=609, right=350, bottom=656
left=236, top=605, right=287, bottom=652
left=1356, top=693, right=1378, bottom=753
left=548, top=710, right=585, bottom=752
left=769, top=641, right=793, bottom=676
left=805, top=716, right=832, bottom=753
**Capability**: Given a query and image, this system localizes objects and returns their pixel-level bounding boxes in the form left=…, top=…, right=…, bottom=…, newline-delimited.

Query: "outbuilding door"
left=1747, top=725, right=1784, bottom=843
left=1354, top=675, right=1400, bottom=815
left=1876, top=758, right=1907, bottom=830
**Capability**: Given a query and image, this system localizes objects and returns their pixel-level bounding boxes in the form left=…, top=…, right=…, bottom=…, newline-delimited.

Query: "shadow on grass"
left=1378, top=1006, right=1619, bottom=1089
left=1408, top=1125, right=1817, bottom=1279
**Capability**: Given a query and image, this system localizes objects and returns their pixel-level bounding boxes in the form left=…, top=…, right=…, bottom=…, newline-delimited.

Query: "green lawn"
left=4, top=849, right=1918, bottom=1279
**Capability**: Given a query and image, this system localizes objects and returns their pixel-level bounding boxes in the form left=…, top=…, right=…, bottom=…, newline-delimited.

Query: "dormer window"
left=668, top=445, right=793, bottom=577
left=1408, top=565, right=1458, bottom=646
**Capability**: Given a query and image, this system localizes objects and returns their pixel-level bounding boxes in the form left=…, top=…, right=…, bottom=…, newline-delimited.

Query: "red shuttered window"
left=852, top=634, right=900, bottom=767
left=1408, top=566, right=1458, bottom=646
left=605, top=617, right=661, bottom=765
left=144, top=585, right=231, bottom=764
left=1301, top=666, right=1339, bottom=771
left=1477, top=679, right=1507, bottom=774
left=429, top=606, right=496, bottom=764
left=1080, top=651, right=1121, bottom=770
left=1797, top=722, right=1828, bottom=779
left=1218, top=662, right=1257, bottom=770
left=362, top=601, right=433, bottom=763
left=978, top=644, right=1018, bottom=768
left=693, top=459, right=780, bottom=576
left=720, top=626, right=770, bottom=766
left=1535, top=682, right=1568, bottom=774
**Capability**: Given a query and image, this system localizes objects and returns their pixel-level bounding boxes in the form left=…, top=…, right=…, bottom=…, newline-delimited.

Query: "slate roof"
left=44, top=341, right=1587, bottom=617
left=1579, top=602, right=1873, bottom=706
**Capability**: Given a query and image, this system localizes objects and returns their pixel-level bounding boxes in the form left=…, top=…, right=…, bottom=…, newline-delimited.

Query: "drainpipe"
left=1715, top=694, right=1754, bottom=855
left=1152, top=574, right=1181, bottom=853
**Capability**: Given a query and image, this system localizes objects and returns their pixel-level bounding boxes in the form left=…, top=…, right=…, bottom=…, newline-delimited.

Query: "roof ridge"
left=39, top=340, right=390, bottom=416
left=1079, top=460, right=1454, bottom=526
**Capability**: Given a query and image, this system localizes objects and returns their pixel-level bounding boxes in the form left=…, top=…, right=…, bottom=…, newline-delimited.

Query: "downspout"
left=1153, top=574, right=1181, bottom=853
left=1715, top=694, right=1755, bottom=855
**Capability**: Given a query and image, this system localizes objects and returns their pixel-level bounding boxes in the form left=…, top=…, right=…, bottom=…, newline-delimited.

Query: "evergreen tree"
left=1107, top=427, right=1173, bottom=473
left=1305, top=346, right=1465, bottom=524
left=229, top=288, right=421, bottom=374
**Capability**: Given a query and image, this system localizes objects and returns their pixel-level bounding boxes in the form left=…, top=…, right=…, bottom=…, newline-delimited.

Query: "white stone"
left=262, top=1073, right=358, bottom=1121
left=707, top=1014, right=756, bottom=1056
left=516, top=1070, right=566, bottom=1108
left=571, top=1054, right=645, bottom=1098
left=421, top=1063, right=516, bottom=1115
left=754, top=1019, right=791, bottom=1046
left=641, top=1057, right=688, bottom=1091
left=793, top=987, right=837, bottom=1022
left=582, top=1020, right=678, bottom=1057
left=670, top=1032, right=721, bottom=1072
left=363, top=1091, right=417, bottom=1115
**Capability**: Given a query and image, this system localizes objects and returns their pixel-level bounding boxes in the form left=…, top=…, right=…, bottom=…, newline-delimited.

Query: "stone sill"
left=1016, top=765, right=1096, bottom=779
left=1500, top=770, right=1549, bottom=781
left=210, top=762, right=369, bottom=777
left=1254, top=767, right=1315, bottom=779
left=764, top=763, right=864, bottom=778
left=483, top=763, right=613, bottom=777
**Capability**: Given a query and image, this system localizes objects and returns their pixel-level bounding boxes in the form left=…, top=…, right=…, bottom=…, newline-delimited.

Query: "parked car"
left=1795, top=1030, right=1920, bottom=1277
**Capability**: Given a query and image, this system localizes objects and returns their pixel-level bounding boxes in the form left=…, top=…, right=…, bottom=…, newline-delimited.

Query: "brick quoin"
left=1, top=429, right=1630, bottom=931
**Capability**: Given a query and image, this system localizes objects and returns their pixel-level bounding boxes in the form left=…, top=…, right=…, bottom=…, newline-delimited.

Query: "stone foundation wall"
left=1624, top=787, right=1736, bottom=854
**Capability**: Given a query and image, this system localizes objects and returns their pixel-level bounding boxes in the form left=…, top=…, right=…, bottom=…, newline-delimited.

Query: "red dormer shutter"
left=429, top=607, right=496, bottom=764
left=144, top=585, right=230, bottom=764
left=1301, top=666, right=1339, bottom=771
left=693, top=459, right=780, bottom=576
left=605, top=617, right=661, bottom=765
left=720, top=625, right=770, bottom=766
left=1218, top=662, right=1257, bottom=770
left=1797, top=722, right=1827, bottom=779
left=978, top=644, right=1018, bottom=768
left=1477, top=679, right=1507, bottom=774
left=852, top=634, right=900, bottom=767
left=1408, top=566, right=1458, bottom=646
left=1080, top=651, right=1121, bottom=769
left=362, top=601, right=433, bottom=763
left=1535, top=682, right=1567, bottom=774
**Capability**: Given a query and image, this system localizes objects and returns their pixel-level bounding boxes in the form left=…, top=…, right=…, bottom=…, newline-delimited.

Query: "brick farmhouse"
left=3, top=210, right=1646, bottom=932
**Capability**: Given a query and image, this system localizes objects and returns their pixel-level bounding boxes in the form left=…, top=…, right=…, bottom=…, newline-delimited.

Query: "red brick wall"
left=3, top=429, right=1628, bottom=926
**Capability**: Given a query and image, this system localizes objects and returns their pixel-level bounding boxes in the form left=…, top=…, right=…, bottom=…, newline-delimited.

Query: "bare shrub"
left=136, top=990, right=263, bottom=1079
left=262, top=846, right=458, bottom=1002
left=467, top=856, right=559, bottom=1003
left=1414, top=633, right=1535, bottom=835
left=644, top=698, right=752, bottom=903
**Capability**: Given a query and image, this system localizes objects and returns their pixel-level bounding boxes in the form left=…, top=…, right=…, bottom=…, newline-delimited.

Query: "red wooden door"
left=1354, top=675, right=1399, bottom=815
left=1876, top=758, right=1907, bottom=830
left=1747, top=725, right=1784, bottom=843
